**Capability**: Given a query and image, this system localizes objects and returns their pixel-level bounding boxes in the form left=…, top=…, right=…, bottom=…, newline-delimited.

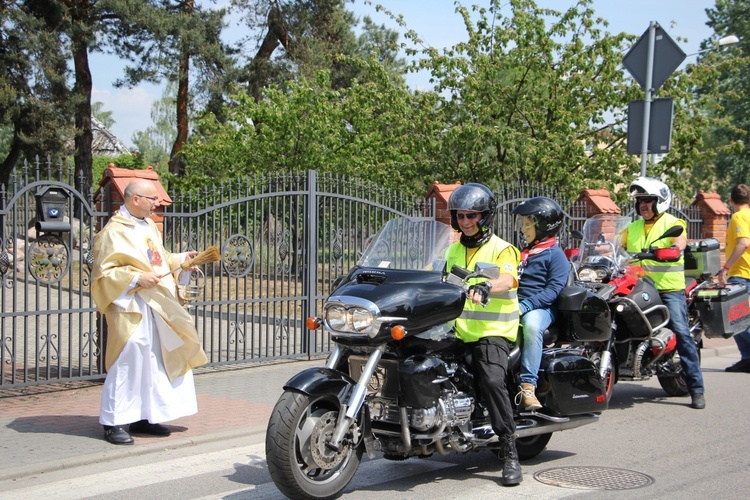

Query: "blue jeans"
left=727, top=277, right=750, bottom=360
left=520, top=308, right=554, bottom=386
left=660, top=291, right=704, bottom=394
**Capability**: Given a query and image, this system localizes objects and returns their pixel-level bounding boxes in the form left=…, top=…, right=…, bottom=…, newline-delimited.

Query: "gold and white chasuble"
left=92, top=208, right=208, bottom=426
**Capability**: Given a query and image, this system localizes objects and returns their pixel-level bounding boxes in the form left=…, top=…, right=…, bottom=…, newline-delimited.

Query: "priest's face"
left=131, top=186, right=161, bottom=219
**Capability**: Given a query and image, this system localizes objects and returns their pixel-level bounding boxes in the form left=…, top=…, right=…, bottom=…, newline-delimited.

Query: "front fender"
left=284, top=367, right=356, bottom=407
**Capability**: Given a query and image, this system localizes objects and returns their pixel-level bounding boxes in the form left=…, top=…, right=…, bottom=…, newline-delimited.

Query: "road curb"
left=0, top=425, right=266, bottom=483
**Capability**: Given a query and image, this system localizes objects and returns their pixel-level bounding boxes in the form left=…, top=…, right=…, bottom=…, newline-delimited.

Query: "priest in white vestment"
left=91, top=179, right=208, bottom=445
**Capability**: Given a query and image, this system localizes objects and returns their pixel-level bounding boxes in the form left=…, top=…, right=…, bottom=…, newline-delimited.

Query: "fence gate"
left=141, top=171, right=429, bottom=370
left=0, top=160, right=105, bottom=388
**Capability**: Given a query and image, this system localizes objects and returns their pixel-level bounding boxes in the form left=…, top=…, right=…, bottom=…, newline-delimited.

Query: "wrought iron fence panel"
left=1, top=157, right=106, bottom=387
left=160, top=170, right=428, bottom=368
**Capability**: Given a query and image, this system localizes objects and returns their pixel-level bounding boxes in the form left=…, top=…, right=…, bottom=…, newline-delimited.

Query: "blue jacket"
left=518, top=244, right=570, bottom=313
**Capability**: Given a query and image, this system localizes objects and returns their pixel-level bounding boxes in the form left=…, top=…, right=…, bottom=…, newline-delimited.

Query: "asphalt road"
left=1, top=351, right=747, bottom=500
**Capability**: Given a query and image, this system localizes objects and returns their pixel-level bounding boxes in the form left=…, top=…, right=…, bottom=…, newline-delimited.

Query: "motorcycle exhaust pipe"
left=398, top=406, right=411, bottom=453
left=515, top=414, right=600, bottom=438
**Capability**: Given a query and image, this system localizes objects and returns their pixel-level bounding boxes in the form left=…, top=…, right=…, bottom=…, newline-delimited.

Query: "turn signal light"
left=390, top=325, right=406, bottom=341
left=306, top=317, right=321, bottom=330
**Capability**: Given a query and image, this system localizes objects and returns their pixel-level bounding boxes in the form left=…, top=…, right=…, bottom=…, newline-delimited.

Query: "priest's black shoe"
left=103, top=425, right=134, bottom=445
left=129, top=419, right=172, bottom=436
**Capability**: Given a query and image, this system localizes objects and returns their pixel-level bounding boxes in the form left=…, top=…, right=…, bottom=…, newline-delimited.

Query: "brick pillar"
left=425, top=181, right=463, bottom=225
left=692, top=190, right=730, bottom=260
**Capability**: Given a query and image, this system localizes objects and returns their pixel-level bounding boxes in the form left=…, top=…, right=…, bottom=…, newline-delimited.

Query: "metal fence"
left=0, top=159, right=106, bottom=388
left=0, top=162, right=705, bottom=388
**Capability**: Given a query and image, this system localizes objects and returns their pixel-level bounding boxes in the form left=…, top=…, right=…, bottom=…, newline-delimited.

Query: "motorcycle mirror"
left=474, top=262, right=500, bottom=280
left=655, top=225, right=684, bottom=242
left=571, top=229, right=584, bottom=240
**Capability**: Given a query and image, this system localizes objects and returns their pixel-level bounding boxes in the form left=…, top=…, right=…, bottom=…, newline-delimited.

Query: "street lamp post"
left=686, top=35, right=740, bottom=57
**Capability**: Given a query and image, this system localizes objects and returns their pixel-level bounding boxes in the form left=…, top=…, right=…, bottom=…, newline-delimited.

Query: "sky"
left=89, top=0, right=720, bottom=150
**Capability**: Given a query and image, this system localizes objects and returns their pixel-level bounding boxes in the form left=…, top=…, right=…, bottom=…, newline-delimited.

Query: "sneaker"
left=516, top=383, right=542, bottom=411
left=725, top=359, right=750, bottom=373
left=690, top=393, right=706, bottom=410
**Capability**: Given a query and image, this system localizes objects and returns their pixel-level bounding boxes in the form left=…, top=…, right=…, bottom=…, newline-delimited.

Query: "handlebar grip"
left=450, top=265, right=471, bottom=279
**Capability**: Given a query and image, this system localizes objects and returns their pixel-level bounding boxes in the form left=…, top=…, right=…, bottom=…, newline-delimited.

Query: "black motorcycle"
left=265, top=217, right=609, bottom=500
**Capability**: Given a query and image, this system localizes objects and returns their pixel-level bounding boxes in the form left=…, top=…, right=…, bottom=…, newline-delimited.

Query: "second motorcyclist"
left=444, top=183, right=523, bottom=486
left=512, top=197, right=570, bottom=411
left=622, top=177, right=706, bottom=409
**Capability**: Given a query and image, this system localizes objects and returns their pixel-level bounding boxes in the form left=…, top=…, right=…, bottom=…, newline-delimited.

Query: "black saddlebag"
left=539, top=353, right=607, bottom=416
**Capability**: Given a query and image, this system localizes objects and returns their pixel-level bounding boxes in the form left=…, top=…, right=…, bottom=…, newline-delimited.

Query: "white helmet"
left=628, top=176, right=671, bottom=216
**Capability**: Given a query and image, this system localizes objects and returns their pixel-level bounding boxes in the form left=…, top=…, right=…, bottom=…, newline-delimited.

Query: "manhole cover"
left=534, top=466, right=654, bottom=490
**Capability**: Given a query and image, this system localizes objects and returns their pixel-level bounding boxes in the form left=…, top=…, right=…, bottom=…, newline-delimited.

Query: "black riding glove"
left=468, top=281, right=492, bottom=305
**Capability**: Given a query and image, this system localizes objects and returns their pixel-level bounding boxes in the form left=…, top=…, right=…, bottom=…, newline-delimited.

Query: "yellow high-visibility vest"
left=626, top=213, right=686, bottom=291
left=445, top=235, right=520, bottom=343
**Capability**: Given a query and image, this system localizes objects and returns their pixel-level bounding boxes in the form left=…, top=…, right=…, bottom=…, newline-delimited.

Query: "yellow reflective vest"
left=626, top=213, right=686, bottom=291
left=445, top=235, right=520, bottom=343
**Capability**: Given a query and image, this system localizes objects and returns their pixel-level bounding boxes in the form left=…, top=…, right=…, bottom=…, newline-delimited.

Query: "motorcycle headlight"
left=578, top=267, right=599, bottom=282
left=350, top=307, right=373, bottom=332
left=327, top=304, right=348, bottom=331
left=323, top=297, right=382, bottom=337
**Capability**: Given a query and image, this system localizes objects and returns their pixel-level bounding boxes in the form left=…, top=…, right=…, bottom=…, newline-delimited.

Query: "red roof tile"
left=96, top=165, right=172, bottom=205
left=692, top=190, right=730, bottom=215
left=576, top=187, right=621, bottom=214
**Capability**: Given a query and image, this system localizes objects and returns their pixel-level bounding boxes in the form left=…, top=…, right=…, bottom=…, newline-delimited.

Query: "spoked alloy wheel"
left=266, top=390, right=363, bottom=500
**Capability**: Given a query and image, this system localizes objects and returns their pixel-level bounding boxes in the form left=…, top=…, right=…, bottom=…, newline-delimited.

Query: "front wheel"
left=657, top=351, right=700, bottom=397
left=266, top=390, right=363, bottom=500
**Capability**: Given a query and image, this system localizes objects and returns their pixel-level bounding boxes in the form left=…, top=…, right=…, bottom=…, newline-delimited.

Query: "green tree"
left=691, top=0, right=750, bottom=196
left=232, top=0, right=405, bottom=100
left=183, top=60, right=439, bottom=196
left=132, top=84, right=178, bottom=169
left=92, top=102, right=115, bottom=129
left=407, top=0, right=641, bottom=199
left=0, top=2, right=73, bottom=187
left=102, top=0, right=227, bottom=176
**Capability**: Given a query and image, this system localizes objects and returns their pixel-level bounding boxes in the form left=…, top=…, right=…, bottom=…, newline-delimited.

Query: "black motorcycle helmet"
left=512, top=197, right=563, bottom=246
left=448, top=183, right=496, bottom=246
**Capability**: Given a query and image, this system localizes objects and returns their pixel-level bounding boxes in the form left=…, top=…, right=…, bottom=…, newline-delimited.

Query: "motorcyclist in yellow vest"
left=444, top=183, right=522, bottom=486
left=623, top=177, right=705, bottom=410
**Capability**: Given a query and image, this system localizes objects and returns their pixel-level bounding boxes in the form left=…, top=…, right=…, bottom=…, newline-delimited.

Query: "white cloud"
left=92, top=84, right=162, bottom=150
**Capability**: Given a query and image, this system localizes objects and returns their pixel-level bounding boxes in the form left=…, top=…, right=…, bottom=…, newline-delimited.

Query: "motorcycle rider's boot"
left=499, top=434, right=523, bottom=486
left=725, top=359, right=750, bottom=372
left=690, top=392, right=706, bottom=409
left=517, top=383, right=542, bottom=411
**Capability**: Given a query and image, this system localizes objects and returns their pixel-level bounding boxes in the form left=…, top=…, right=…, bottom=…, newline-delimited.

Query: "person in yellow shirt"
left=622, top=177, right=705, bottom=409
left=444, top=183, right=522, bottom=486
left=718, top=184, right=750, bottom=372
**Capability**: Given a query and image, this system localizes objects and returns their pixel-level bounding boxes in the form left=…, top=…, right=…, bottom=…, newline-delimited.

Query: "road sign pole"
left=639, top=21, right=656, bottom=177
